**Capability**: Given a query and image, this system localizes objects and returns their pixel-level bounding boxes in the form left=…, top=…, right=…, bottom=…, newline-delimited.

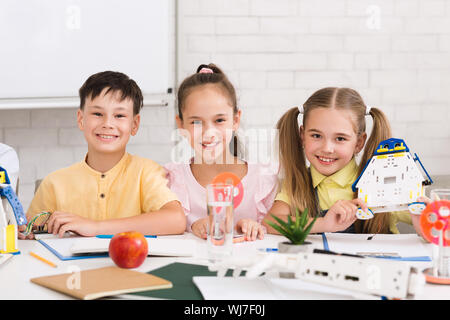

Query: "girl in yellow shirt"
left=265, top=87, right=410, bottom=235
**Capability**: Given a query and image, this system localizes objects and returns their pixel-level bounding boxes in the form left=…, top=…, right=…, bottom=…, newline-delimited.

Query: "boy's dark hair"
left=79, top=71, right=143, bottom=115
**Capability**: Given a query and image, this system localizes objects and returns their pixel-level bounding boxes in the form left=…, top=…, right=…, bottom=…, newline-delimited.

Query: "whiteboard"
left=0, top=0, right=170, bottom=106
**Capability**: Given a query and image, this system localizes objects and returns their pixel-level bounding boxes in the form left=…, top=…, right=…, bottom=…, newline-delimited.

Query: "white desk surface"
left=1, top=233, right=449, bottom=300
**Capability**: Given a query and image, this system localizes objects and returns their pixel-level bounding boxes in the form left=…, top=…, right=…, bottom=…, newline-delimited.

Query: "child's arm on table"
left=323, top=199, right=367, bottom=232
left=263, top=199, right=366, bottom=234
left=47, top=200, right=186, bottom=238
left=263, top=200, right=332, bottom=234
left=191, top=218, right=265, bottom=241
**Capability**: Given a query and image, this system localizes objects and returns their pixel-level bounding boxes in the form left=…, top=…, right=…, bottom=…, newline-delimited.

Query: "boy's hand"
left=47, top=211, right=99, bottom=238
left=17, top=224, right=35, bottom=240
left=236, top=219, right=265, bottom=241
left=191, top=217, right=208, bottom=239
left=323, top=199, right=365, bottom=232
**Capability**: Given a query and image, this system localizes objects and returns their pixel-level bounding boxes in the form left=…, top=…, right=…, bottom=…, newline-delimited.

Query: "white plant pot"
left=278, top=241, right=313, bottom=278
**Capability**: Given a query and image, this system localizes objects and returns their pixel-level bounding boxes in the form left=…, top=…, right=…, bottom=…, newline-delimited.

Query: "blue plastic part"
left=0, top=166, right=11, bottom=184
left=413, top=153, right=433, bottom=185
left=0, top=166, right=27, bottom=226
left=352, top=157, right=373, bottom=192
left=352, top=138, right=433, bottom=192
left=356, top=208, right=374, bottom=220
left=407, top=202, right=427, bottom=215
left=373, top=138, right=409, bottom=155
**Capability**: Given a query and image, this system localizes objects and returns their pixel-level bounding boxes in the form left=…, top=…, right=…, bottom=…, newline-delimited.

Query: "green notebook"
left=128, top=262, right=243, bottom=300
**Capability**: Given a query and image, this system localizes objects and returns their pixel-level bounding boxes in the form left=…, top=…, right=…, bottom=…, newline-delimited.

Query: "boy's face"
left=77, top=88, right=140, bottom=156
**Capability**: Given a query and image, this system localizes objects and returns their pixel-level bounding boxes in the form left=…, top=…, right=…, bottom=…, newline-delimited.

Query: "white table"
left=0, top=233, right=449, bottom=300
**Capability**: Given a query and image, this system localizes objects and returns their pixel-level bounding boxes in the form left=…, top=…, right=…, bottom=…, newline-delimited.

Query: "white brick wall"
left=177, top=0, right=450, bottom=178
left=1, top=0, right=450, bottom=211
left=1, top=103, right=177, bottom=210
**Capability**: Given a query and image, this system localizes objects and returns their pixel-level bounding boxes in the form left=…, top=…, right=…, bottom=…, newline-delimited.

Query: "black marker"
left=313, top=248, right=365, bottom=259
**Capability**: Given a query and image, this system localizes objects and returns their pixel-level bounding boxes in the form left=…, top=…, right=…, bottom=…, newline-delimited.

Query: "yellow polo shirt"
left=311, top=159, right=359, bottom=211
left=275, top=159, right=358, bottom=211
left=274, top=159, right=411, bottom=233
left=27, top=153, right=179, bottom=221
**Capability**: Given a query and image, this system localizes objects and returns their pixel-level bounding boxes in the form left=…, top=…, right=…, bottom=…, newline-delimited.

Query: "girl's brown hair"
left=276, top=87, right=392, bottom=234
left=177, top=63, right=240, bottom=157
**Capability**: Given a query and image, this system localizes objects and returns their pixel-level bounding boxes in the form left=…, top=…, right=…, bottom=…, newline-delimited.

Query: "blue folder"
left=37, top=239, right=109, bottom=261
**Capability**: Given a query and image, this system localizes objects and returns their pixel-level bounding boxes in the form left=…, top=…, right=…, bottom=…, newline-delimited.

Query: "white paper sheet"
left=37, top=235, right=196, bottom=259
left=193, top=276, right=377, bottom=300
left=39, top=235, right=84, bottom=258
left=324, top=233, right=429, bottom=258
left=70, top=237, right=196, bottom=257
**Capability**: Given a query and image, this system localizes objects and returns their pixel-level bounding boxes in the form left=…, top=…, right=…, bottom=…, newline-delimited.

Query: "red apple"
left=108, top=231, right=148, bottom=268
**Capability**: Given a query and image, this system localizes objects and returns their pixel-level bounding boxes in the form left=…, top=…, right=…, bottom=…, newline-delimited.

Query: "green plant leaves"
left=267, top=207, right=316, bottom=245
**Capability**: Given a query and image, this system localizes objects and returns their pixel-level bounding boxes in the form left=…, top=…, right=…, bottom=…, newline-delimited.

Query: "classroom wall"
left=0, top=0, right=177, bottom=210
left=1, top=0, right=450, bottom=210
left=177, top=0, right=450, bottom=173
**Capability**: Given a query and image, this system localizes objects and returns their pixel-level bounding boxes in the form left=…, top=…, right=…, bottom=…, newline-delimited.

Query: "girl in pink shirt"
left=164, top=63, right=278, bottom=241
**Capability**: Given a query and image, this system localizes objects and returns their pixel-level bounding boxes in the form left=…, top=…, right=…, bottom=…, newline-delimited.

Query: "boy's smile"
left=95, top=133, right=119, bottom=142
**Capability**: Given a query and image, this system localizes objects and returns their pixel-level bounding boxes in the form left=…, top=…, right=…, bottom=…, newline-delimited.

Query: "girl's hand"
left=323, top=199, right=366, bottom=232
left=236, top=219, right=265, bottom=241
left=191, top=217, right=208, bottom=239
left=47, top=211, right=99, bottom=238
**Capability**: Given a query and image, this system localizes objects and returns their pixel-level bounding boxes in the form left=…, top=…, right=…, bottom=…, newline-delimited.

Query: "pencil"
left=29, top=251, right=57, bottom=268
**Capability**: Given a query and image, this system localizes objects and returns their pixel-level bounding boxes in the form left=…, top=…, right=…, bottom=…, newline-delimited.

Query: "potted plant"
left=266, top=208, right=317, bottom=278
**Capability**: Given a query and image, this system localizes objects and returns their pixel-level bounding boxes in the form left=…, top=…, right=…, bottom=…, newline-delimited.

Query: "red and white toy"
left=420, top=199, right=450, bottom=284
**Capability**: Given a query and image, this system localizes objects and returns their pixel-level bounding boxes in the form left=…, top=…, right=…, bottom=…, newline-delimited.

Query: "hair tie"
left=365, top=107, right=372, bottom=116
left=297, top=105, right=304, bottom=114
left=199, top=67, right=214, bottom=74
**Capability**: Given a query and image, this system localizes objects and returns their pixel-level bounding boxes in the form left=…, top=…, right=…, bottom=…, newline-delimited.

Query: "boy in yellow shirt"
left=20, top=71, right=185, bottom=238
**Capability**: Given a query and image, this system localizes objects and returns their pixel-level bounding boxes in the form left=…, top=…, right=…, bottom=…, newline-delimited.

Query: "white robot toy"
left=352, top=138, right=433, bottom=220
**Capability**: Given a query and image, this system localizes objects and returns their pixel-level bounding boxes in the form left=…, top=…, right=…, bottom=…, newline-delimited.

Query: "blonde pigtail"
left=276, top=107, right=318, bottom=218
